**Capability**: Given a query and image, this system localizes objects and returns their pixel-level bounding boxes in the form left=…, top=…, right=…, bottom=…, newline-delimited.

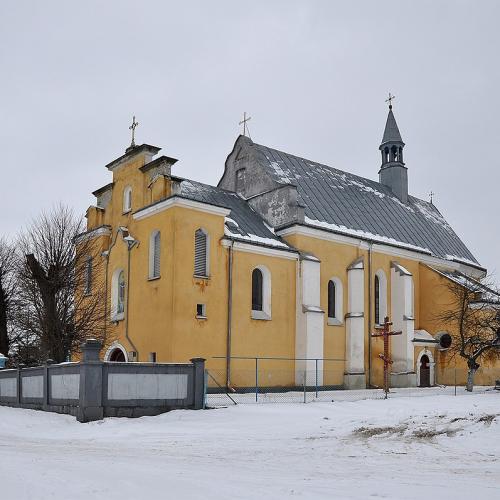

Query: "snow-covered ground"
left=0, top=393, right=499, bottom=500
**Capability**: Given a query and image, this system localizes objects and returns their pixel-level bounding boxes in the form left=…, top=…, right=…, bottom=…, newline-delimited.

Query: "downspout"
left=226, top=240, right=234, bottom=388
left=367, top=240, right=373, bottom=388
left=102, top=228, right=121, bottom=349
left=125, top=241, right=139, bottom=360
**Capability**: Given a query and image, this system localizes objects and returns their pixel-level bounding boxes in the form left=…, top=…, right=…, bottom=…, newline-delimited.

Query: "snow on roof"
left=180, top=179, right=293, bottom=251
left=251, top=141, right=480, bottom=266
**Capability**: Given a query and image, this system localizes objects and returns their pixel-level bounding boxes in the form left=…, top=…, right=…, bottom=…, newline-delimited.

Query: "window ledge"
left=122, top=209, right=131, bottom=215
left=193, top=274, right=210, bottom=280
left=251, top=310, right=271, bottom=321
left=111, top=313, right=125, bottom=323
left=327, top=318, right=343, bottom=326
left=148, top=276, right=161, bottom=281
left=196, top=315, right=207, bottom=320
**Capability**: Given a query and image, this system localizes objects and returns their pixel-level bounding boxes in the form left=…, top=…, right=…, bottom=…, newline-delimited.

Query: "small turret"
left=379, top=97, right=408, bottom=203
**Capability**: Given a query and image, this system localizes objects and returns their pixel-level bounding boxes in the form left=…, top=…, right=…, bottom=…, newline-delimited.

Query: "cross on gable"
left=239, top=112, right=252, bottom=137
left=129, top=115, right=139, bottom=148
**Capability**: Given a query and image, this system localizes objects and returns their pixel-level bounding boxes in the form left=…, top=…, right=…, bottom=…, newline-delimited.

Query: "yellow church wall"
left=103, top=204, right=230, bottom=368
left=283, top=233, right=361, bottom=387
left=281, top=232, right=425, bottom=389
left=370, top=254, right=421, bottom=388
left=228, top=249, right=297, bottom=388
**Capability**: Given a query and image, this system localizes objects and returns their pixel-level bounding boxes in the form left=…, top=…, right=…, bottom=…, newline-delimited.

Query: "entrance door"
left=419, top=355, right=430, bottom=387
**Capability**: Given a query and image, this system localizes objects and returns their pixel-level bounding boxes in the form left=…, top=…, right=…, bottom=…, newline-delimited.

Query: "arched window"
left=328, top=280, right=336, bottom=318
left=252, top=268, right=263, bottom=311
left=194, top=228, right=209, bottom=277
left=117, top=271, right=125, bottom=314
left=123, top=186, right=132, bottom=213
left=251, top=266, right=271, bottom=320
left=374, top=275, right=380, bottom=325
left=327, top=277, right=343, bottom=325
left=111, top=269, right=126, bottom=320
left=149, top=230, right=161, bottom=279
left=374, top=270, right=387, bottom=326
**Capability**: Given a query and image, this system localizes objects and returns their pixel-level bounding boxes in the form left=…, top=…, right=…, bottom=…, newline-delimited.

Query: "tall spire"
left=378, top=97, right=408, bottom=203
left=381, top=108, right=403, bottom=145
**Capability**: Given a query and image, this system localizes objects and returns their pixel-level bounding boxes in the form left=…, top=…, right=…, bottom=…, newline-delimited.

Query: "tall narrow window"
left=327, top=277, right=343, bottom=325
left=328, top=280, right=336, bottom=319
left=149, top=230, right=161, bottom=279
left=374, top=275, right=380, bottom=325
left=194, top=228, right=209, bottom=277
left=251, top=266, right=271, bottom=320
left=117, top=271, right=125, bottom=314
left=374, top=270, right=387, bottom=326
left=252, top=268, right=263, bottom=311
left=84, top=256, right=93, bottom=294
left=123, top=186, right=132, bottom=213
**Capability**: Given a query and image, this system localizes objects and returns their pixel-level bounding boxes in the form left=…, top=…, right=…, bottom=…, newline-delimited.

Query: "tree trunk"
left=466, top=368, right=476, bottom=392
left=0, top=284, right=9, bottom=355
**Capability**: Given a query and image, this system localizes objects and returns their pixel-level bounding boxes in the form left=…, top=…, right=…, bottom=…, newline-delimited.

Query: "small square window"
left=196, top=303, right=206, bottom=318
left=149, top=352, right=157, bottom=363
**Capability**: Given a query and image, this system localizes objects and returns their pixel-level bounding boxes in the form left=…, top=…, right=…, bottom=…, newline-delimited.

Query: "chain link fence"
left=206, top=358, right=500, bottom=407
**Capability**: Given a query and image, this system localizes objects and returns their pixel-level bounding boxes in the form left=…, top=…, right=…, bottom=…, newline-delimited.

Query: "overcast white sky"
left=0, top=1, right=498, bottom=275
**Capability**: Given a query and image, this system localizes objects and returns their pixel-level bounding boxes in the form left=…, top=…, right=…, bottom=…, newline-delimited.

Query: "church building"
left=79, top=105, right=492, bottom=390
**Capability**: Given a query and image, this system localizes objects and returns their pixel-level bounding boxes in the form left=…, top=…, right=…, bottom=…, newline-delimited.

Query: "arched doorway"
left=108, top=348, right=126, bottom=362
left=104, top=343, right=128, bottom=362
left=419, top=355, right=431, bottom=387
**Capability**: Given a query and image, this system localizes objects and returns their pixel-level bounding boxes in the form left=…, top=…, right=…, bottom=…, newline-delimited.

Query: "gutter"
left=367, top=241, right=373, bottom=388
left=125, top=240, right=139, bottom=359
left=226, top=241, right=234, bottom=388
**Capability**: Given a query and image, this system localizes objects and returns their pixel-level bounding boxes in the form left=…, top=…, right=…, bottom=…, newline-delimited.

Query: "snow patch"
left=304, top=216, right=432, bottom=254
left=225, top=227, right=289, bottom=248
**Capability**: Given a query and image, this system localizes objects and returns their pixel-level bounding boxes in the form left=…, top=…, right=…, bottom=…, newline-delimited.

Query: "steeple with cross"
left=379, top=94, right=408, bottom=203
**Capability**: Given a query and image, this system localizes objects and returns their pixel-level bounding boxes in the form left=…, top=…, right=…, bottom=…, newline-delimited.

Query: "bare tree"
left=437, top=272, right=500, bottom=391
left=0, top=237, right=17, bottom=356
left=15, top=205, right=107, bottom=363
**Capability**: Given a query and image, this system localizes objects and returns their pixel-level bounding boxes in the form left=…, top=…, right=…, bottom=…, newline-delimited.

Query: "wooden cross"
left=371, top=316, right=402, bottom=398
left=129, top=115, right=139, bottom=148
left=429, top=190, right=435, bottom=204
left=239, top=112, right=252, bottom=137
left=385, top=93, right=396, bottom=109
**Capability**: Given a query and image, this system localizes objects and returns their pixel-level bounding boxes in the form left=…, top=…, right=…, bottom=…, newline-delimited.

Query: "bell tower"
left=379, top=95, right=408, bottom=203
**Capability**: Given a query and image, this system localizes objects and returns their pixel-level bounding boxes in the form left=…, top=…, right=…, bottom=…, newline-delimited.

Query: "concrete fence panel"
left=0, top=341, right=206, bottom=422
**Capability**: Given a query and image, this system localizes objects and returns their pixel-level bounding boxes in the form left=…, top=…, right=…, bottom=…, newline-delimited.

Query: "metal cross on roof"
left=385, top=93, right=396, bottom=109
left=239, top=112, right=252, bottom=137
left=429, top=191, right=435, bottom=204
left=129, top=115, right=139, bottom=148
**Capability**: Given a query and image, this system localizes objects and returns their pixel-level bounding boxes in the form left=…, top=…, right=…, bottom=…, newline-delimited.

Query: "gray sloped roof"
left=381, top=109, right=404, bottom=145
left=252, top=142, right=480, bottom=266
left=180, top=179, right=292, bottom=250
